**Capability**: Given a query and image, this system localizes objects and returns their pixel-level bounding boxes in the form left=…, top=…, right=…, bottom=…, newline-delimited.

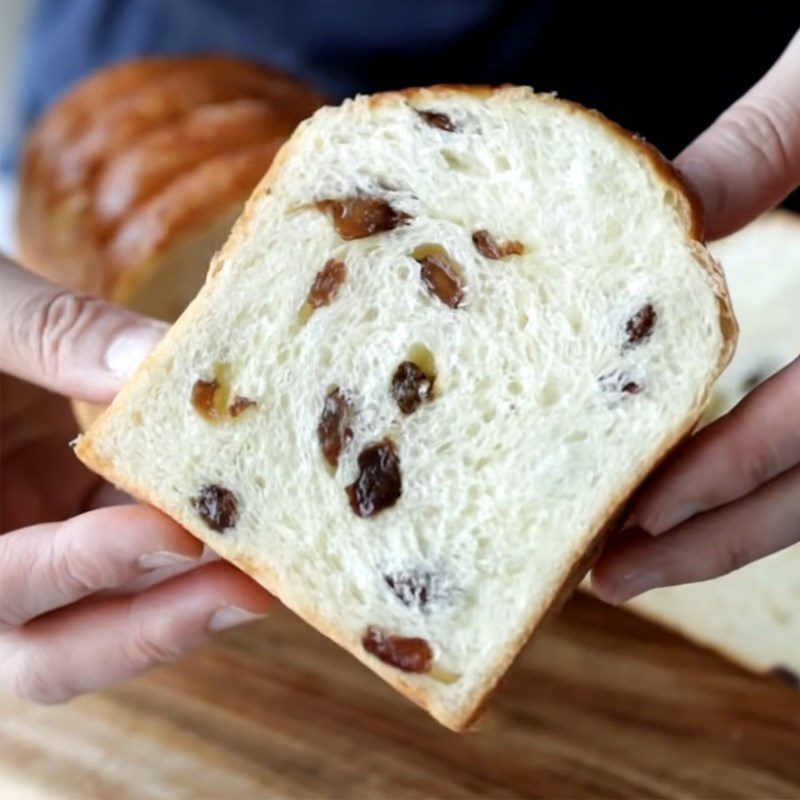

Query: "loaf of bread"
left=75, top=86, right=735, bottom=730
left=16, top=55, right=324, bottom=427
left=622, top=211, right=800, bottom=686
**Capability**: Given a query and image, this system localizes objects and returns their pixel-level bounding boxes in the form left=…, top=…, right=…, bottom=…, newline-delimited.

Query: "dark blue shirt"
left=7, top=0, right=800, bottom=210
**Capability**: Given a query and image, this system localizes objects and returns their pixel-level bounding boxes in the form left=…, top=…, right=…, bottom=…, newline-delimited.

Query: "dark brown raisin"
left=229, top=396, right=257, bottom=418
left=346, top=439, right=402, bottom=517
left=362, top=626, right=432, bottom=673
left=192, top=484, right=239, bottom=532
left=391, top=361, right=434, bottom=414
left=413, top=246, right=464, bottom=308
left=600, top=372, right=643, bottom=395
left=308, top=259, right=346, bottom=309
left=625, top=303, right=657, bottom=345
left=316, top=196, right=410, bottom=240
left=317, top=388, right=354, bottom=468
left=384, top=569, right=433, bottom=609
left=416, top=109, right=456, bottom=132
left=191, top=378, right=221, bottom=422
left=472, top=229, right=524, bottom=259
left=772, top=666, right=800, bottom=689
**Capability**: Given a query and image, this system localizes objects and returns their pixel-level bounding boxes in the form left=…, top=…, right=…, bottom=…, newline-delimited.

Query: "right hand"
left=592, top=29, right=800, bottom=603
left=0, top=256, right=272, bottom=704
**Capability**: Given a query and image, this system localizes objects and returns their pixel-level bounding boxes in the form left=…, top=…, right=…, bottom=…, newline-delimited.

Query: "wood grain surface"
left=1, top=593, right=798, bottom=800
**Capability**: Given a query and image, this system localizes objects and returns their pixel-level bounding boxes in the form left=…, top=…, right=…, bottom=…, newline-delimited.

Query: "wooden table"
left=1, top=593, right=798, bottom=799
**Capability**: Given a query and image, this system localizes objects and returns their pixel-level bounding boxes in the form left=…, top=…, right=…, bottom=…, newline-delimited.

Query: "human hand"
left=592, top=29, right=800, bottom=603
left=0, top=256, right=271, bottom=702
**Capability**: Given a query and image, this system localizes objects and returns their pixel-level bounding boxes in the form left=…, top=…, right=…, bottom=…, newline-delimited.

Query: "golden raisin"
left=192, top=364, right=255, bottom=422
left=472, top=229, right=524, bottom=259
left=413, top=244, right=464, bottom=308
left=317, top=388, right=354, bottom=468
left=191, top=378, right=222, bottom=422
left=192, top=484, right=239, bottom=532
left=346, top=439, right=402, bottom=517
left=625, top=303, right=657, bottom=345
left=391, top=361, right=434, bottom=414
left=429, top=664, right=460, bottom=684
left=362, top=626, right=432, bottom=673
left=316, top=196, right=410, bottom=240
left=416, top=109, right=456, bottom=131
left=308, top=259, right=347, bottom=309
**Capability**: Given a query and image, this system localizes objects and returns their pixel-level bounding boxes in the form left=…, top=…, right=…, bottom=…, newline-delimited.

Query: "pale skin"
left=1, top=30, right=799, bottom=702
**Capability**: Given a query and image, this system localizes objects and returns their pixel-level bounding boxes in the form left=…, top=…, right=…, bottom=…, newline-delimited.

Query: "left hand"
left=0, top=256, right=271, bottom=704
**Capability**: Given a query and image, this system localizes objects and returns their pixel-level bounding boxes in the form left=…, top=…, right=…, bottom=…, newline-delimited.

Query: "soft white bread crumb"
left=76, top=87, right=734, bottom=729
left=624, top=211, right=800, bottom=682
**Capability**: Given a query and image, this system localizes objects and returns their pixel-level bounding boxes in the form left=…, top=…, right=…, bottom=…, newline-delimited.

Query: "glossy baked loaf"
left=76, top=86, right=736, bottom=729
left=17, top=55, right=324, bottom=426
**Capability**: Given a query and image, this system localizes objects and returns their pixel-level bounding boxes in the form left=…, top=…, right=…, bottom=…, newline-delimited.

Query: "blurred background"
left=0, top=0, right=28, bottom=251
left=1, top=3, right=798, bottom=798
left=1, top=1, right=798, bottom=253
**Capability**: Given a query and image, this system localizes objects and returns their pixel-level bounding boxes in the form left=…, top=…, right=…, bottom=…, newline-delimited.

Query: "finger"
left=627, top=357, right=800, bottom=536
left=592, top=464, right=800, bottom=604
left=676, top=29, right=800, bottom=239
left=111, top=544, right=221, bottom=596
left=0, top=255, right=167, bottom=402
left=0, top=561, right=271, bottom=704
left=0, top=505, right=203, bottom=627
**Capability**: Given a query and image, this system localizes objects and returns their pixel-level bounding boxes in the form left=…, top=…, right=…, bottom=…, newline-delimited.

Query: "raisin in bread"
left=16, top=55, right=323, bottom=428
left=76, top=86, right=736, bottom=730
left=623, top=211, right=800, bottom=685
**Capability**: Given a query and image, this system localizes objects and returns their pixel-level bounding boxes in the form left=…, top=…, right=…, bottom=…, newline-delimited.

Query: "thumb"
left=676, top=29, right=800, bottom=240
left=0, top=254, right=167, bottom=403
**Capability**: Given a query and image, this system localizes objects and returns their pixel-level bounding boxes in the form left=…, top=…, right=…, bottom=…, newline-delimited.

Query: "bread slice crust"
left=76, top=85, right=737, bottom=731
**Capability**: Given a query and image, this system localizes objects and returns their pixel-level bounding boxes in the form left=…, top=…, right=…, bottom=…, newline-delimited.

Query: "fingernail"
left=606, top=568, right=666, bottom=604
left=208, top=605, right=267, bottom=632
left=138, top=551, right=200, bottom=571
left=648, top=502, right=701, bottom=536
left=105, top=323, right=168, bottom=380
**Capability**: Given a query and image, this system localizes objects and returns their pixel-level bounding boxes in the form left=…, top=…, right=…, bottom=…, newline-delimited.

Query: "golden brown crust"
left=17, top=55, right=324, bottom=295
left=27, top=56, right=319, bottom=196
left=91, top=100, right=297, bottom=240
left=75, top=85, right=738, bottom=731
left=106, top=143, right=281, bottom=300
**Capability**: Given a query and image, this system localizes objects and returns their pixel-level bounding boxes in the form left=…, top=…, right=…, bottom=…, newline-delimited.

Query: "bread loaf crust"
left=76, top=85, right=737, bottom=730
left=17, top=55, right=324, bottom=298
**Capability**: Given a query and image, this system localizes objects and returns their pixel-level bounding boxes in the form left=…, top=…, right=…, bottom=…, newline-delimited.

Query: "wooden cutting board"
left=1, top=593, right=798, bottom=799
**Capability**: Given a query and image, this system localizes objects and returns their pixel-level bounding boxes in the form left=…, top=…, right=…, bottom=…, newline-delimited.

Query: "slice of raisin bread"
left=76, top=86, right=736, bottom=730
left=624, top=211, right=800, bottom=685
